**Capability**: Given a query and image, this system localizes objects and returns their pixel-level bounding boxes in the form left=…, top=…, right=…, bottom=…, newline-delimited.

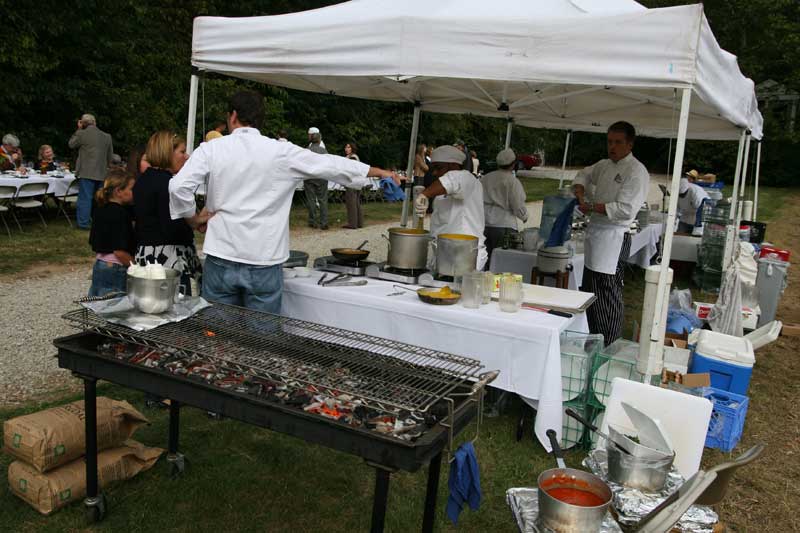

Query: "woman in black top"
left=36, top=144, right=58, bottom=172
left=89, top=169, right=136, bottom=297
left=133, top=130, right=200, bottom=295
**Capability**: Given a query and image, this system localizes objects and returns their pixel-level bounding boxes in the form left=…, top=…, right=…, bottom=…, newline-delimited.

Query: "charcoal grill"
left=54, top=302, right=496, bottom=531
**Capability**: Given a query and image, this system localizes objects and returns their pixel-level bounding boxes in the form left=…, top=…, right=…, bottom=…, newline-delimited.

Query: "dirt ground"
left=701, top=191, right=800, bottom=532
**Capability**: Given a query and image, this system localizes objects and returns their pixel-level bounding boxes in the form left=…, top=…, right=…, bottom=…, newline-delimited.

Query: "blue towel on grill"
left=545, top=198, right=578, bottom=247
left=446, top=441, right=482, bottom=525
left=379, top=177, right=406, bottom=202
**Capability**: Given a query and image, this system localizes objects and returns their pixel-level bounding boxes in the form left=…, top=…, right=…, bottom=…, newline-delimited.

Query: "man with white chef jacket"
left=169, top=91, right=402, bottom=313
left=676, top=170, right=709, bottom=235
left=414, top=145, right=488, bottom=270
left=573, top=121, right=649, bottom=345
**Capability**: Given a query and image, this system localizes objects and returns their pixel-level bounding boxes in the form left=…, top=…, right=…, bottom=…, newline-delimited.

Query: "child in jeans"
left=88, top=169, right=136, bottom=296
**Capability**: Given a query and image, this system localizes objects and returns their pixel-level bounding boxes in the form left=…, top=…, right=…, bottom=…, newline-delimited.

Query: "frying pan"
left=331, top=239, right=370, bottom=262
left=391, top=285, right=461, bottom=305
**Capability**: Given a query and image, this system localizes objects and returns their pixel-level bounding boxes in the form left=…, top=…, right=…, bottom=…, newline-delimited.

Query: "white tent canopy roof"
left=191, top=0, right=762, bottom=140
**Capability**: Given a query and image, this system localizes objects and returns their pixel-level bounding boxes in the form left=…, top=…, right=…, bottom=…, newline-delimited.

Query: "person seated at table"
left=1, top=134, right=23, bottom=172
left=88, top=169, right=136, bottom=297
left=676, top=169, right=709, bottom=235
left=37, top=145, right=58, bottom=172
left=133, top=130, right=201, bottom=295
left=414, top=145, right=488, bottom=270
left=482, top=148, right=528, bottom=269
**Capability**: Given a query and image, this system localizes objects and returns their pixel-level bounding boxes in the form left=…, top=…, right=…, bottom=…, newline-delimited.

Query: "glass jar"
left=499, top=274, right=523, bottom=313
left=481, top=271, right=494, bottom=305
left=460, top=271, right=483, bottom=309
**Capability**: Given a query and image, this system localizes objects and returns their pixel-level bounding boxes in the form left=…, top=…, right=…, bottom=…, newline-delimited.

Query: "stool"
left=531, top=268, right=569, bottom=289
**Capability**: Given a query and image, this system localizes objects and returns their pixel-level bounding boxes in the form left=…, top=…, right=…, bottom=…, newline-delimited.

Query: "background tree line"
left=1, top=0, right=797, bottom=184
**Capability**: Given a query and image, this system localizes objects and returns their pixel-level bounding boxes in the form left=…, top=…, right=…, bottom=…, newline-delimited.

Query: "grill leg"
left=82, top=377, right=106, bottom=522
left=166, top=400, right=186, bottom=476
left=370, top=468, right=391, bottom=533
left=422, top=452, right=443, bottom=533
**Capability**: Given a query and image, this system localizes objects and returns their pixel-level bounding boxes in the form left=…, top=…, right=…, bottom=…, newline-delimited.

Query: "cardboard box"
left=661, top=371, right=710, bottom=388
left=3, top=398, right=149, bottom=473
left=664, top=339, right=690, bottom=374
left=8, top=440, right=162, bottom=515
left=781, top=323, right=800, bottom=337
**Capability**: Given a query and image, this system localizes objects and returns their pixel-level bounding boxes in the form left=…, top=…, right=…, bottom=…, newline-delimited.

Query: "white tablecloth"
left=0, top=173, right=76, bottom=198
left=489, top=248, right=585, bottom=289
left=627, top=223, right=664, bottom=268
left=281, top=273, right=588, bottom=448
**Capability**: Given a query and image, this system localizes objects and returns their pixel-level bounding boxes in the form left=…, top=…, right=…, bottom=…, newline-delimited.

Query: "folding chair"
left=0, top=185, right=16, bottom=237
left=57, top=177, right=81, bottom=227
left=11, top=182, right=49, bottom=231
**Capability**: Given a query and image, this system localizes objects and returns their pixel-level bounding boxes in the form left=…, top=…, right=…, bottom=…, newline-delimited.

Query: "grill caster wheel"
left=167, top=452, right=188, bottom=478
left=84, top=493, right=106, bottom=523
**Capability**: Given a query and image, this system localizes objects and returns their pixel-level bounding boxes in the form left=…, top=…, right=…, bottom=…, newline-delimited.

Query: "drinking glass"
left=460, top=271, right=483, bottom=309
left=499, top=274, right=523, bottom=313
left=481, top=271, right=494, bottom=305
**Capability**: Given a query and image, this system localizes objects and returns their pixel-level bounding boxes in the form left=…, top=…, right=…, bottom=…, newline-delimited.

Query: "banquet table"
left=281, top=272, right=589, bottom=448
left=0, top=172, right=77, bottom=198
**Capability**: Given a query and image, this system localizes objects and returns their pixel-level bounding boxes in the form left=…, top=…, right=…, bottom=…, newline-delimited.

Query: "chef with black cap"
left=414, top=145, right=488, bottom=269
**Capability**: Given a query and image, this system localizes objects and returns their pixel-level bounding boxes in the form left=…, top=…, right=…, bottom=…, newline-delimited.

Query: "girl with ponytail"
left=88, top=168, right=136, bottom=296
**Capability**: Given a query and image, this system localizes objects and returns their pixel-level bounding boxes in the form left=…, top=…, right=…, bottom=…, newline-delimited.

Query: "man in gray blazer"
left=68, top=114, right=113, bottom=229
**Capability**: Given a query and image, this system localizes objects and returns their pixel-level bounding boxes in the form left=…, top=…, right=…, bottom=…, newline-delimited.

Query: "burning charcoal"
left=286, top=390, right=312, bottom=407
left=353, top=405, right=369, bottom=422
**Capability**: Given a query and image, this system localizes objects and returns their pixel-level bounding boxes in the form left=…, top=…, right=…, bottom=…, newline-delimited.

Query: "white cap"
left=430, top=145, right=466, bottom=165
left=496, top=148, right=516, bottom=166
left=679, top=177, right=690, bottom=194
left=308, top=127, right=320, bottom=134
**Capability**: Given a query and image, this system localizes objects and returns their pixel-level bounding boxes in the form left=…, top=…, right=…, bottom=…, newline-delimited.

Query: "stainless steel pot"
left=127, top=268, right=182, bottom=314
left=433, top=233, right=478, bottom=277
left=606, top=442, right=675, bottom=492
left=538, top=429, right=612, bottom=533
left=537, top=245, right=571, bottom=273
left=384, top=227, right=431, bottom=270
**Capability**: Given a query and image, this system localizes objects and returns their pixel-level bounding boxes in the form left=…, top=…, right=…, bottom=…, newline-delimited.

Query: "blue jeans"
left=77, top=179, right=102, bottom=229
left=89, top=260, right=128, bottom=297
left=202, top=255, right=283, bottom=314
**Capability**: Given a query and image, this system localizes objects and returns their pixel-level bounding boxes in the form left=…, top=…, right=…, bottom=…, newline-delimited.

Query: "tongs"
left=319, top=273, right=368, bottom=287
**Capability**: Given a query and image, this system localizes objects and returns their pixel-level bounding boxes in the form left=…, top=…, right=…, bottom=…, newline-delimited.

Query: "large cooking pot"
left=538, top=430, right=612, bottom=533
left=127, top=268, right=182, bottom=314
left=384, top=227, right=431, bottom=270
left=606, top=438, right=675, bottom=492
left=433, top=233, right=478, bottom=277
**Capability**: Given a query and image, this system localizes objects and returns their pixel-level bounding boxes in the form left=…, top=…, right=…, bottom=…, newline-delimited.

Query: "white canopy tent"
left=187, top=0, right=763, bottom=447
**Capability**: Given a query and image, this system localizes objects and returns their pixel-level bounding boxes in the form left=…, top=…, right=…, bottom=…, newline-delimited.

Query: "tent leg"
left=504, top=118, right=514, bottom=149
left=723, top=130, right=748, bottom=270
left=186, top=73, right=200, bottom=154
left=400, top=103, right=422, bottom=228
left=753, top=142, right=762, bottom=220
left=558, top=130, right=572, bottom=188
left=645, top=87, right=692, bottom=382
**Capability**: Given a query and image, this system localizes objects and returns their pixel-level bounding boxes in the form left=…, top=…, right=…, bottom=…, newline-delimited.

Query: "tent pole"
left=645, top=87, right=691, bottom=382
left=739, top=134, right=752, bottom=201
left=753, top=141, right=762, bottom=220
left=723, top=130, right=747, bottom=271
left=730, top=132, right=752, bottom=266
left=400, top=102, right=422, bottom=227
left=558, top=130, right=572, bottom=188
left=504, top=118, right=514, bottom=149
left=186, top=73, right=200, bottom=154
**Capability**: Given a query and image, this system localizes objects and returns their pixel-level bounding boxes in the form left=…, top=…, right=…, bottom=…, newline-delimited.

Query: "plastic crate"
left=560, top=331, right=603, bottom=404
left=741, top=220, right=766, bottom=244
left=588, top=339, right=645, bottom=409
left=700, top=387, right=749, bottom=452
left=693, top=267, right=723, bottom=294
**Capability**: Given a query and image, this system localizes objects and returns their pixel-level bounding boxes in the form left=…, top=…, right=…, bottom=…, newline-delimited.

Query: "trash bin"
left=756, top=258, right=789, bottom=327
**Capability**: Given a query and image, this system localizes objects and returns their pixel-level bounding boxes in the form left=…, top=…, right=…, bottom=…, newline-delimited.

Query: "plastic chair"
left=11, top=182, right=49, bottom=230
left=0, top=185, right=16, bottom=237
left=57, top=177, right=81, bottom=227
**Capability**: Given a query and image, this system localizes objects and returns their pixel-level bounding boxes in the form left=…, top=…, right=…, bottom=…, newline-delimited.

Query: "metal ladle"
left=564, top=407, right=635, bottom=455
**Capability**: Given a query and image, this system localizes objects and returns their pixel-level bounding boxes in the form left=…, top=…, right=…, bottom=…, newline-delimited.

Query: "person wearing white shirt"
left=573, top=121, right=649, bottom=345
left=677, top=170, right=709, bottom=234
left=414, top=145, right=488, bottom=270
left=482, top=148, right=528, bottom=268
left=170, top=91, right=401, bottom=313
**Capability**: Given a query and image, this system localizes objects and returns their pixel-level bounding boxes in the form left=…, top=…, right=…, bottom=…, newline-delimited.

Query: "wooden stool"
left=531, top=268, right=569, bottom=289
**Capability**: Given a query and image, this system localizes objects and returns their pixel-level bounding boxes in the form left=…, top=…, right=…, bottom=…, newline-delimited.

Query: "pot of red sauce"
left=538, top=430, right=612, bottom=532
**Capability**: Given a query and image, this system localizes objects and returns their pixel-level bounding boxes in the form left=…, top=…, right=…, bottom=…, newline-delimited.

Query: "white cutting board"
left=599, top=378, right=712, bottom=478
left=491, top=283, right=595, bottom=312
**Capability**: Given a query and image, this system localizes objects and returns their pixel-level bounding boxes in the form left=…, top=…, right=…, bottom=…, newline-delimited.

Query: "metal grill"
left=62, top=303, right=485, bottom=415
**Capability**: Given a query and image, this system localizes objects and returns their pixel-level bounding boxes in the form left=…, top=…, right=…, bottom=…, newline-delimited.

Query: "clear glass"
left=481, top=271, right=494, bottom=305
left=499, top=274, right=523, bottom=313
left=460, top=271, right=483, bottom=309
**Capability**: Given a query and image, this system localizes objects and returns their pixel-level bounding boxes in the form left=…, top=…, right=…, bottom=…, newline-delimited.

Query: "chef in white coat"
left=414, top=145, right=488, bottom=270
left=573, top=121, right=649, bottom=345
left=677, top=169, right=709, bottom=235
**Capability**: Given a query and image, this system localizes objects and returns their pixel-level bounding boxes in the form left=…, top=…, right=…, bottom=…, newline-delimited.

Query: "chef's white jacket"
left=574, top=153, right=649, bottom=274
left=481, top=169, right=528, bottom=228
left=430, top=170, right=488, bottom=270
left=170, top=127, right=370, bottom=266
left=677, top=182, right=709, bottom=226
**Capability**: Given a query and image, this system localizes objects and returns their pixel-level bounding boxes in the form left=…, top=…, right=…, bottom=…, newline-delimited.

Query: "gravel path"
left=0, top=174, right=669, bottom=409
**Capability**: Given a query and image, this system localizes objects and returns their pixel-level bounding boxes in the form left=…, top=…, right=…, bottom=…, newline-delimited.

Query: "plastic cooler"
left=689, top=330, right=754, bottom=395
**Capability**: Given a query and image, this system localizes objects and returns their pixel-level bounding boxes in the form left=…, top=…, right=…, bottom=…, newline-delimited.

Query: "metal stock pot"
left=433, top=233, right=478, bottom=277
left=384, top=227, right=431, bottom=270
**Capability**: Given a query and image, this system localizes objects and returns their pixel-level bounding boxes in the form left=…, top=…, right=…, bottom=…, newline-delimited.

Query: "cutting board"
left=599, top=378, right=712, bottom=477
left=491, top=283, right=595, bottom=313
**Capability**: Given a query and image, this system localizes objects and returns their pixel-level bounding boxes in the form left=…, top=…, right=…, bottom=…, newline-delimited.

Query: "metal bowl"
left=606, top=442, right=675, bottom=492
left=127, top=268, right=181, bottom=314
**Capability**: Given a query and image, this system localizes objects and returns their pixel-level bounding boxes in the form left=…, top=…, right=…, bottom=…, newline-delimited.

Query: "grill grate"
left=62, top=303, right=484, bottom=414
